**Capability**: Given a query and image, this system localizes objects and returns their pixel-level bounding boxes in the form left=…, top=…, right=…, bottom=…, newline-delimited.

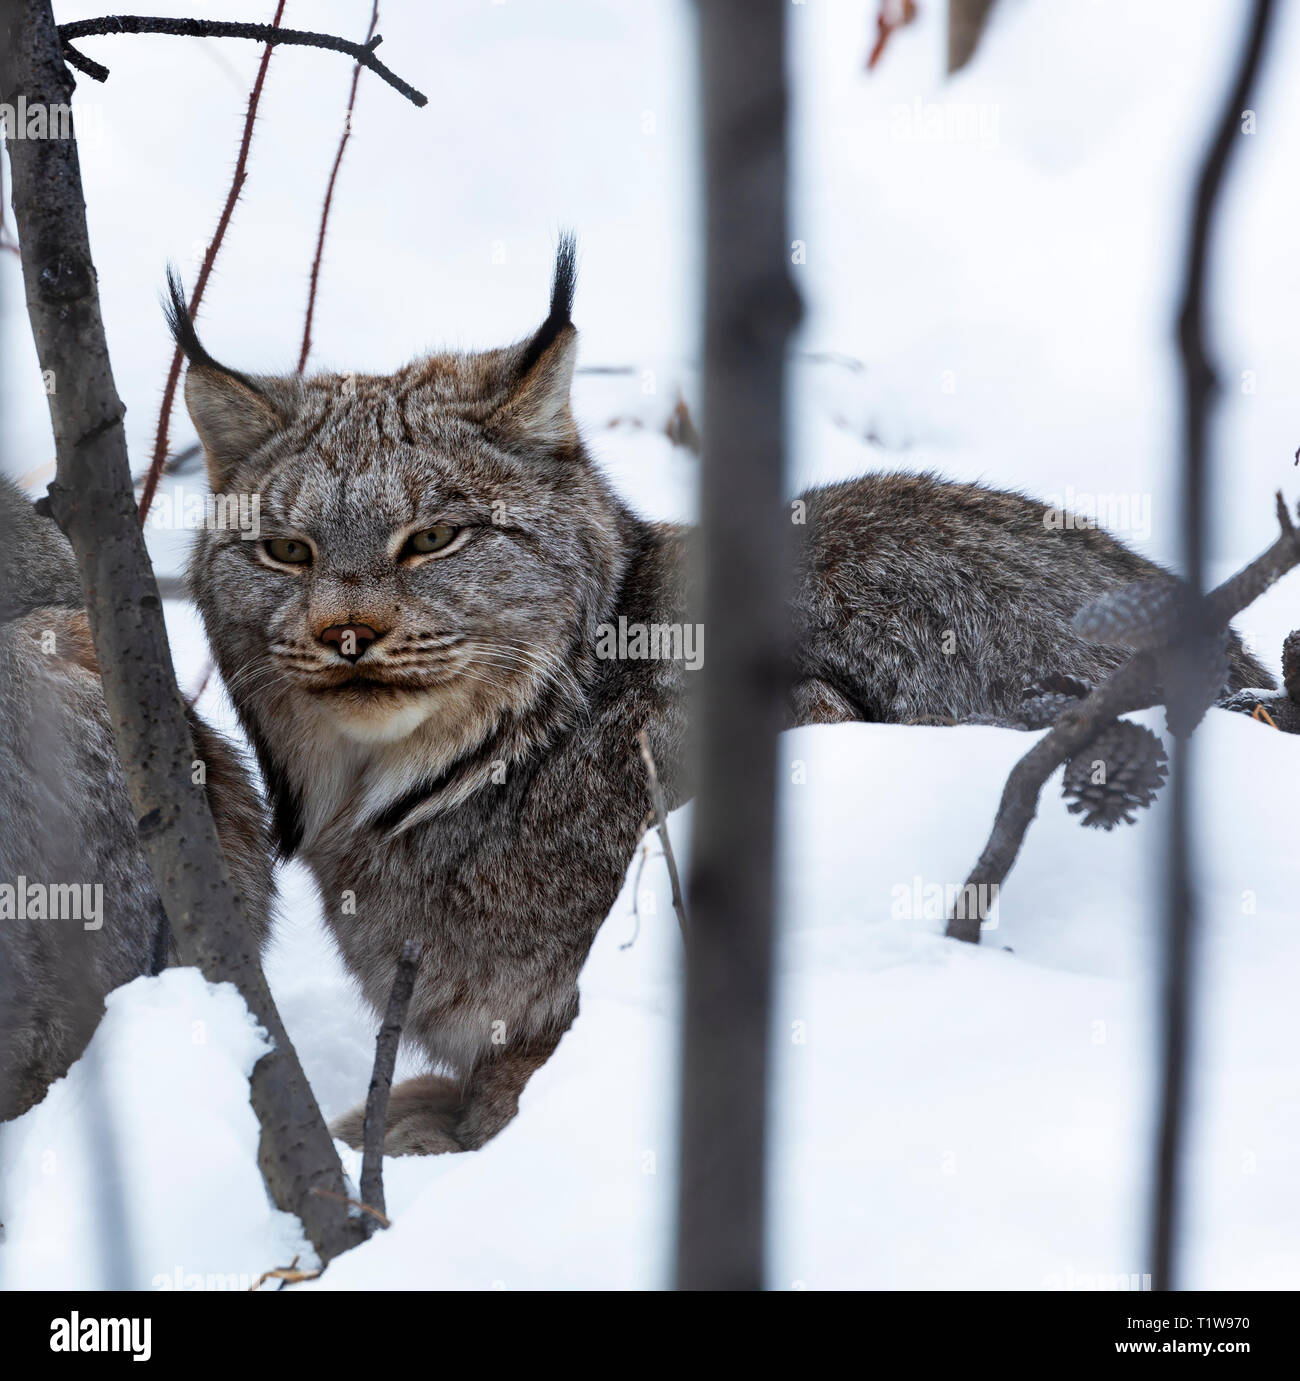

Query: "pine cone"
left=1005, top=675, right=1093, bottom=728
left=1016, top=691, right=1086, bottom=729
left=1062, top=720, right=1168, bottom=830
left=1072, top=579, right=1185, bottom=649
left=1025, top=673, right=1094, bottom=700
left=1219, top=688, right=1266, bottom=716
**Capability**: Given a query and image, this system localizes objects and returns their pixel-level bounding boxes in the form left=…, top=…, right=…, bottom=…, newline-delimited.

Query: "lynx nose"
left=320, top=623, right=382, bottom=663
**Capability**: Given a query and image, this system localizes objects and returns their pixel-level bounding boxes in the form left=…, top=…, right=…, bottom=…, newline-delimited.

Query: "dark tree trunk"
left=947, top=0, right=996, bottom=74
left=676, top=0, right=800, bottom=1291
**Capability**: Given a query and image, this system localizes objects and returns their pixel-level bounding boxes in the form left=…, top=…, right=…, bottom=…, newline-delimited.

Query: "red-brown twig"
left=866, top=0, right=918, bottom=71
left=308, top=1186, right=390, bottom=1229
left=137, top=1, right=286, bottom=524
left=298, top=1, right=378, bottom=373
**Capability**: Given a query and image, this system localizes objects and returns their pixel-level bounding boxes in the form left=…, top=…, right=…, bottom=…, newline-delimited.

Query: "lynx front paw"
left=329, top=1073, right=466, bottom=1157
left=381, top=1114, right=463, bottom=1156
left=329, top=1100, right=464, bottom=1156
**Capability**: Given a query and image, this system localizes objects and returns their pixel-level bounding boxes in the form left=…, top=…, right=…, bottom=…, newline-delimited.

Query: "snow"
left=0, top=970, right=308, bottom=1289
left=3, top=0, right=1299, bottom=1289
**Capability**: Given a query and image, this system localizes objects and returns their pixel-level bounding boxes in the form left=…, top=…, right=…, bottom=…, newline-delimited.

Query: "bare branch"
left=138, top=1, right=286, bottom=523
left=945, top=488, right=1300, bottom=946
left=297, top=1, right=378, bottom=373
left=944, top=654, right=1159, bottom=944
left=1205, top=491, right=1300, bottom=624
left=620, top=833, right=652, bottom=951
left=866, top=0, right=917, bottom=72
left=250, top=1256, right=323, bottom=1290
left=57, top=15, right=427, bottom=107
left=637, top=729, right=688, bottom=942
left=359, top=939, right=422, bottom=1223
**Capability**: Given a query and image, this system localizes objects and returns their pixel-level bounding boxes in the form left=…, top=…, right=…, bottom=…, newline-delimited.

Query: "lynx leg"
left=454, top=1032, right=567, bottom=1150
left=788, top=675, right=863, bottom=728
left=330, top=1025, right=570, bottom=1157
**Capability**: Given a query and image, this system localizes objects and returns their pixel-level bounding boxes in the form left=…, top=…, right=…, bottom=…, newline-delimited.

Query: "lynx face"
left=200, top=403, right=600, bottom=748
left=178, top=239, right=628, bottom=840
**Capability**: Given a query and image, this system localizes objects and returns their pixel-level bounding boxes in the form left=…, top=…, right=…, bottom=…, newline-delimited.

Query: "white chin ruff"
left=327, top=692, right=438, bottom=744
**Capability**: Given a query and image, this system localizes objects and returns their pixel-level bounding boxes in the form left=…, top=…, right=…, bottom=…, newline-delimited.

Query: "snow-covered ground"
left=2, top=0, right=1298, bottom=1289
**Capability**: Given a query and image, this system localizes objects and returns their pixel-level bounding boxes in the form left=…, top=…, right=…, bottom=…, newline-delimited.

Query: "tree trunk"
left=0, top=0, right=366, bottom=1266
left=676, top=0, right=800, bottom=1291
left=947, top=0, right=996, bottom=74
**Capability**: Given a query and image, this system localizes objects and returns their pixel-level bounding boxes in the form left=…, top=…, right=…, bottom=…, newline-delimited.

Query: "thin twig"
left=297, top=1, right=378, bottom=372
left=58, top=15, right=426, bottom=106
left=138, top=1, right=286, bottom=524
left=636, top=729, right=688, bottom=941
left=308, top=1186, right=391, bottom=1229
left=359, top=939, right=422, bottom=1223
left=866, top=0, right=917, bottom=71
left=250, top=1254, right=323, bottom=1289
left=621, top=829, right=653, bottom=951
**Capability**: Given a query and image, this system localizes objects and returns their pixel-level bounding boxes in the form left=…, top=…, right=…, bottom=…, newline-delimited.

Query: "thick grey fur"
left=0, top=477, right=273, bottom=1123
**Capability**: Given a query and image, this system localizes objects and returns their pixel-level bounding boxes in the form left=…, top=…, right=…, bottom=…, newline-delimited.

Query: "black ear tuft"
left=161, top=265, right=262, bottom=391
left=163, top=264, right=203, bottom=364
left=516, top=231, right=577, bottom=377
left=549, top=229, right=577, bottom=324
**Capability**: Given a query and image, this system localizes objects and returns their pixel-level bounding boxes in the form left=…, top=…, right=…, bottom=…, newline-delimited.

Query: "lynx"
left=172, top=237, right=1269, bottom=1154
left=0, top=477, right=273, bottom=1122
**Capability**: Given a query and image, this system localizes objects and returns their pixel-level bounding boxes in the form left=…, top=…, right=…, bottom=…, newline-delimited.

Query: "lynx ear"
left=163, top=267, right=284, bottom=489
left=487, top=234, right=579, bottom=449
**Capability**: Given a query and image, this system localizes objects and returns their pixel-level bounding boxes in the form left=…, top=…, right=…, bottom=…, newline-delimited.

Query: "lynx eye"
left=403, top=524, right=460, bottom=557
left=263, top=537, right=312, bottom=566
